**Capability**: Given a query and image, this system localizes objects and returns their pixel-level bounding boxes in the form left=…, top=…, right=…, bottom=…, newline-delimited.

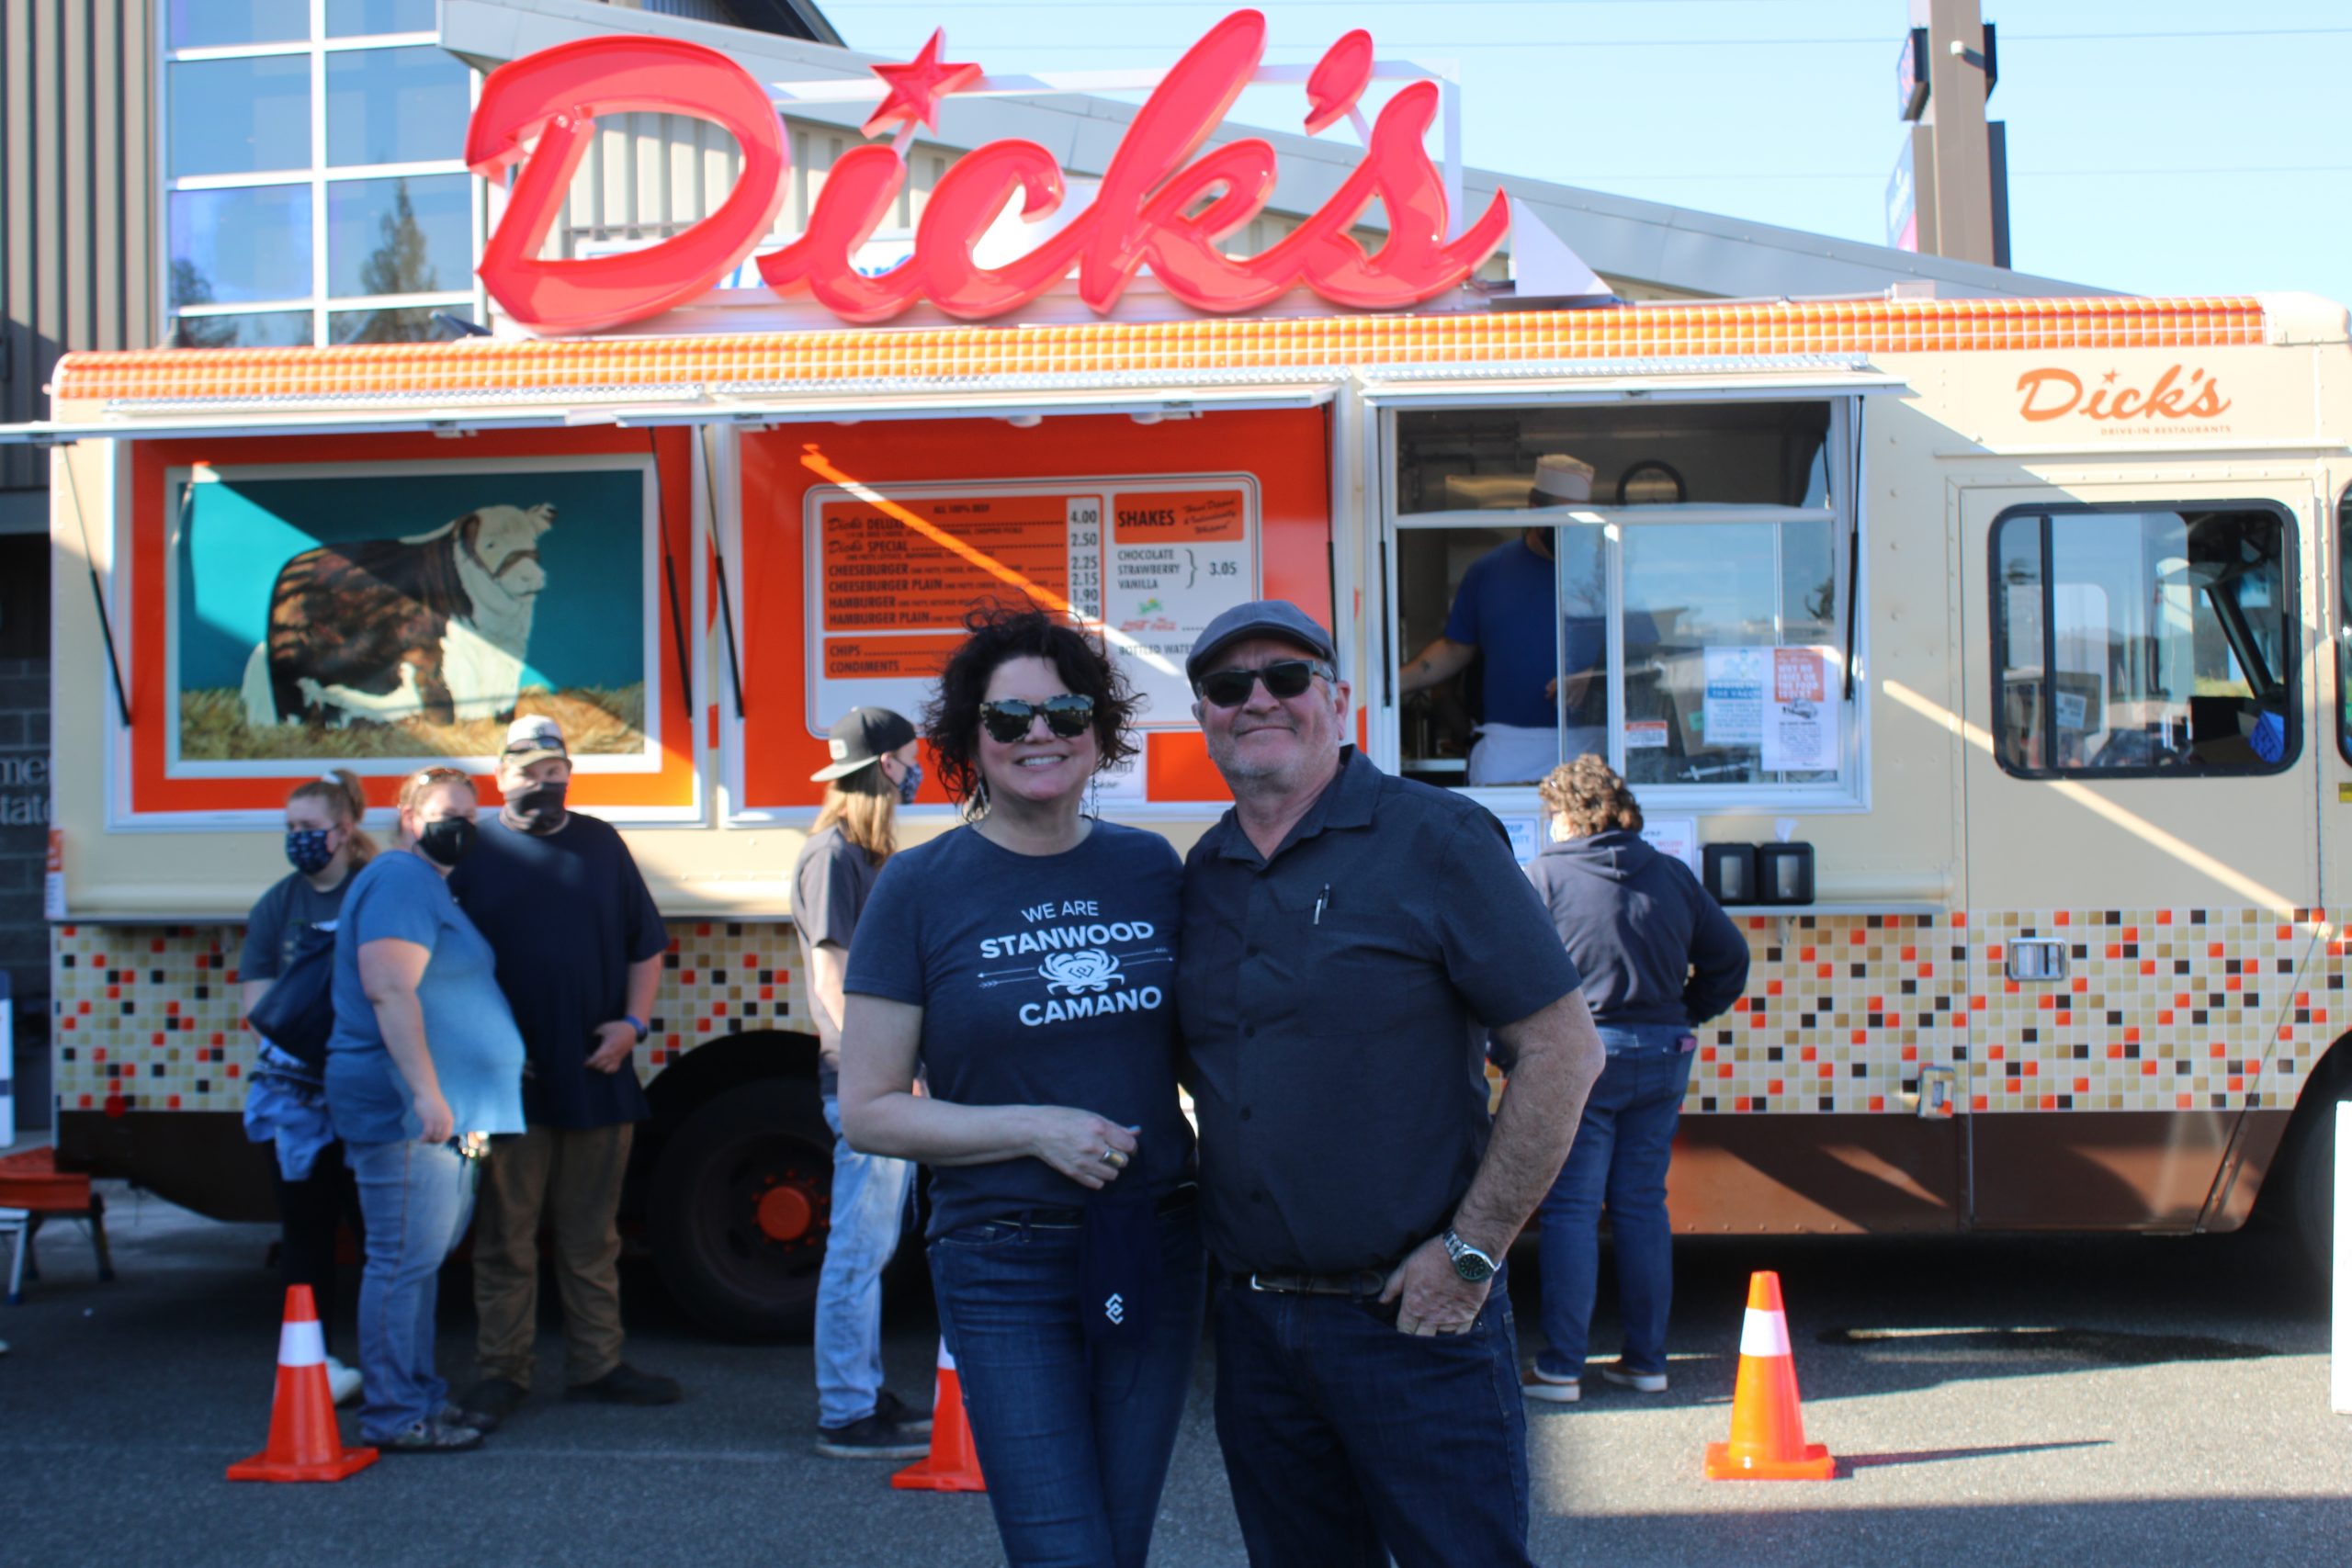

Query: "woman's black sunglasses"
left=1193, top=659, right=1332, bottom=709
left=978, top=694, right=1096, bottom=743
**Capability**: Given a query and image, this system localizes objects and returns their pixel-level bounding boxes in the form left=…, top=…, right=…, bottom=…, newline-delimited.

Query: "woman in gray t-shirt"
left=790, top=706, right=932, bottom=1458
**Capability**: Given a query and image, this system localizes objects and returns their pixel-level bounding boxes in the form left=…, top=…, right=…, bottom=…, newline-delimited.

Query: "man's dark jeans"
left=1212, top=1269, right=1533, bottom=1568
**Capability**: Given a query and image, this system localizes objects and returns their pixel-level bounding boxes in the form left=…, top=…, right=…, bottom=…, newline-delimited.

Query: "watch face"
left=1445, top=1232, right=1496, bottom=1282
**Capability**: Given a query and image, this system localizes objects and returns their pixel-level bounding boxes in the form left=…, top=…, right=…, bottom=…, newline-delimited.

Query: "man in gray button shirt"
left=1176, top=600, right=1604, bottom=1568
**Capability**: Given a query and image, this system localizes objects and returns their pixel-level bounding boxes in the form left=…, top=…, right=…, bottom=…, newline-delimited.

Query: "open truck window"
left=1388, top=399, right=1857, bottom=799
left=1992, top=504, right=2298, bottom=777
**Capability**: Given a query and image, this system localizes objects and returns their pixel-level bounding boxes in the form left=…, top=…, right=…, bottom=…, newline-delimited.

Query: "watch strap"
left=624, top=1014, right=649, bottom=1043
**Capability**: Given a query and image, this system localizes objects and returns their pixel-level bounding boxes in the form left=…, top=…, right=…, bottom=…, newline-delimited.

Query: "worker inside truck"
left=1391, top=400, right=1840, bottom=793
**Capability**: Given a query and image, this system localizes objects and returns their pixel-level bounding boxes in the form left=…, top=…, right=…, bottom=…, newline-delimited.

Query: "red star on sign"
left=862, top=29, right=982, bottom=138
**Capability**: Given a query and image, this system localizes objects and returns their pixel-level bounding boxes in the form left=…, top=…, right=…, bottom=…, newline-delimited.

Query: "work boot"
left=456, top=1376, right=528, bottom=1433
left=566, top=1363, right=682, bottom=1405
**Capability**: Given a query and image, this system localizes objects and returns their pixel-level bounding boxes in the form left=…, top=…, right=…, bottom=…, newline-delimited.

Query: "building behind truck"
left=11, top=4, right=2350, bottom=1337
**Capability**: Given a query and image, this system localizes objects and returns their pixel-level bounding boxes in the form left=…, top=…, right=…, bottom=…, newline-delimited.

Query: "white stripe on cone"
left=277, top=1318, right=327, bottom=1369
left=936, top=1340, right=956, bottom=1372
left=1738, top=1307, right=1792, bottom=1359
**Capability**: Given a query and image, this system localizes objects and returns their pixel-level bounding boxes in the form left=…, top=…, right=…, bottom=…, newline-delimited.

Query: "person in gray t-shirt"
left=790, top=707, right=932, bottom=1459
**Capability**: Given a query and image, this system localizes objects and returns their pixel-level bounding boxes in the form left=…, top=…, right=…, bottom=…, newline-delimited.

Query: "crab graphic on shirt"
left=1039, top=949, right=1123, bottom=995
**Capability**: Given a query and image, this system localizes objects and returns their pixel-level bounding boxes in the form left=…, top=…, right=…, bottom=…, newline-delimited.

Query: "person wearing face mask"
left=324, top=766, right=526, bottom=1454
left=241, top=768, right=379, bottom=1405
left=447, top=716, right=677, bottom=1432
left=791, top=707, right=931, bottom=1458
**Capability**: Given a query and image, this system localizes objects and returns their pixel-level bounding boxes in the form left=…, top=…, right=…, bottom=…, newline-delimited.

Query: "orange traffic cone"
left=1702, top=1270, right=1837, bottom=1481
left=227, top=1285, right=379, bottom=1483
left=891, top=1339, right=986, bottom=1493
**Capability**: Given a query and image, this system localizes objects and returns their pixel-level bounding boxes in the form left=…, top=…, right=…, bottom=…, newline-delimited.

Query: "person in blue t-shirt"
left=325, top=765, right=525, bottom=1455
left=840, top=607, right=1202, bottom=1568
left=1399, top=455, right=1607, bottom=784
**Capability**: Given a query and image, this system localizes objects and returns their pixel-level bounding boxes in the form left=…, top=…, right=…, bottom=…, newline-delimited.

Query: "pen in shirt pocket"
left=1313, top=884, right=1330, bottom=925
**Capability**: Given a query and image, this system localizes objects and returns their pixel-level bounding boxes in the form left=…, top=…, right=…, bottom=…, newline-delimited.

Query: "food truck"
left=14, top=14, right=2352, bottom=1332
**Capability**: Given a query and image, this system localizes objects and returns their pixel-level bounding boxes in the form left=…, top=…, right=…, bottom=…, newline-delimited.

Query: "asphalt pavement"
left=1, top=1183, right=2346, bottom=1567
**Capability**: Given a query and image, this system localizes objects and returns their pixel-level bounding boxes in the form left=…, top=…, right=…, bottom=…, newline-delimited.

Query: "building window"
left=163, top=2, right=477, bottom=347
left=1388, top=399, right=1861, bottom=806
left=1992, top=504, right=2298, bottom=777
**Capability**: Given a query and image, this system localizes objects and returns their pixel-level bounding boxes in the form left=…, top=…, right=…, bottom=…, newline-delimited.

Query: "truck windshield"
left=1994, top=505, right=2296, bottom=775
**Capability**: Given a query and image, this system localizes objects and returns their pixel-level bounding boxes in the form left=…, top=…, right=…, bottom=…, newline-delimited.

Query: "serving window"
left=1384, top=398, right=1861, bottom=806
left=1992, top=502, right=2298, bottom=777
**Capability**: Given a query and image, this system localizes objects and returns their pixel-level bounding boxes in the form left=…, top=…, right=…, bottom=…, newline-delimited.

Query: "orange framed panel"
left=121, top=427, right=702, bottom=822
left=732, top=406, right=1332, bottom=815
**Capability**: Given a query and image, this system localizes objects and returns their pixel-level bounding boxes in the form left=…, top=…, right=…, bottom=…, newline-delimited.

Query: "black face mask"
left=504, top=779, right=568, bottom=834
left=416, top=816, right=478, bottom=868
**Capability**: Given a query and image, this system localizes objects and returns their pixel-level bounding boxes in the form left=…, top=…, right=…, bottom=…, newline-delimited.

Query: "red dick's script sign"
left=466, top=9, right=1511, bottom=333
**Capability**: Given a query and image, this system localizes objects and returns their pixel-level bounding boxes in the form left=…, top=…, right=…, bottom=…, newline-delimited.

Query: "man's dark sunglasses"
left=1194, top=659, right=1334, bottom=709
left=978, top=694, right=1096, bottom=743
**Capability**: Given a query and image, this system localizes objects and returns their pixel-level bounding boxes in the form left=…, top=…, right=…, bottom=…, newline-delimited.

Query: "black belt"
left=1235, top=1269, right=1390, bottom=1299
left=995, top=1185, right=1197, bottom=1230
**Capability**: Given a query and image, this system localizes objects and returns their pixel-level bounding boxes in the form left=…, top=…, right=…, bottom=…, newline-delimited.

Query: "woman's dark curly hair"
left=922, top=604, right=1140, bottom=810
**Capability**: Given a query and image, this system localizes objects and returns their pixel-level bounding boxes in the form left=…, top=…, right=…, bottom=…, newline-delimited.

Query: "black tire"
left=648, top=1077, right=835, bottom=1339
left=2284, top=1070, right=2348, bottom=1280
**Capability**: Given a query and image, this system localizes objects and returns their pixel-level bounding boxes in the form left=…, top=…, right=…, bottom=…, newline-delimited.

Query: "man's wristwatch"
left=1441, top=1228, right=1498, bottom=1283
left=624, top=1014, right=650, bottom=1043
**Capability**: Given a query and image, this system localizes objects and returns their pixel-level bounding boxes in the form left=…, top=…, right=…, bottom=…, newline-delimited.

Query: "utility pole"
left=1903, top=0, right=2003, bottom=267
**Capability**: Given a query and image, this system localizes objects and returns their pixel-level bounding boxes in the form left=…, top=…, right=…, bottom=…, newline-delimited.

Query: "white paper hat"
left=1532, top=454, right=1596, bottom=503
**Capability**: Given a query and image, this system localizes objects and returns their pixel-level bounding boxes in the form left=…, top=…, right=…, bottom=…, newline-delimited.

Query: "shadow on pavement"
left=1838, top=1438, right=2110, bottom=1472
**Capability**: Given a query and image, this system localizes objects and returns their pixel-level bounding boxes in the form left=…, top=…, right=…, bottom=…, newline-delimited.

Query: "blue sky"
left=817, top=0, right=2351, bottom=302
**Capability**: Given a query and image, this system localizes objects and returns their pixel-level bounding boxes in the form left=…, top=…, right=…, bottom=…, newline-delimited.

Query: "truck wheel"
left=648, top=1078, right=834, bottom=1339
left=2280, top=1055, right=2350, bottom=1280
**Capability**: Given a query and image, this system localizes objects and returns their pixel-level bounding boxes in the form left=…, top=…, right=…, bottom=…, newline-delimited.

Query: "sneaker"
left=565, top=1363, right=682, bottom=1406
left=1521, top=1366, right=1581, bottom=1404
left=815, top=1412, right=931, bottom=1460
left=1598, top=1360, right=1669, bottom=1393
left=873, top=1387, right=933, bottom=1437
left=456, top=1376, right=527, bottom=1434
left=324, top=1355, right=363, bottom=1408
left=379, top=1416, right=483, bottom=1454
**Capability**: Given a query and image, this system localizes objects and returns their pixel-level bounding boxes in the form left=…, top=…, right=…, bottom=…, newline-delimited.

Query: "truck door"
left=1958, top=484, right=2321, bottom=1229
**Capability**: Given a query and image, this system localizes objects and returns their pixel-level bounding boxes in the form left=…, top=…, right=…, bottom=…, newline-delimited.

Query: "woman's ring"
left=1102, top=1148, right=1125, bottom=1167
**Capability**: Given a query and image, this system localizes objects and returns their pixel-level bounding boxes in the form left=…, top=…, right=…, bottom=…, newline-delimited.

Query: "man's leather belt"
left=1241, top=1269, right=1389, bottom=1298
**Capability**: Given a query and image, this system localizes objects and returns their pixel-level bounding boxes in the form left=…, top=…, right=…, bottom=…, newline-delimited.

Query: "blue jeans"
left=816, top=1094, right=915, bottom=1428
left=347, top=1138, right=479, bottom=1443
left=1214, top=1271, right=1532, bottom=1568
left=1534, top=1025, right=1697, bottom=1381
left=928, top=1203, right=1204, bottom=1568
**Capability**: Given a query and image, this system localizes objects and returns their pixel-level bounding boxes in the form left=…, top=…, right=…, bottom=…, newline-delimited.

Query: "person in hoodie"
left=1518, top=754, right=1749, bottom=1404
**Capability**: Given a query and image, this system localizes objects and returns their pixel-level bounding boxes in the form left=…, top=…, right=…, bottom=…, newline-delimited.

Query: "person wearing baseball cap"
left=1396, top=454, right=1608, bottom=785
left=792, top=707, right=933, bottom=1457
left=449, top=714, right=679, bottom=1429
left=1177, top=596, right=1603, bottom=1568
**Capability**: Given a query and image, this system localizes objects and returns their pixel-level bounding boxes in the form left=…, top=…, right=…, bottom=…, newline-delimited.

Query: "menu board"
left=807, top=476, right=1258, bottom=732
